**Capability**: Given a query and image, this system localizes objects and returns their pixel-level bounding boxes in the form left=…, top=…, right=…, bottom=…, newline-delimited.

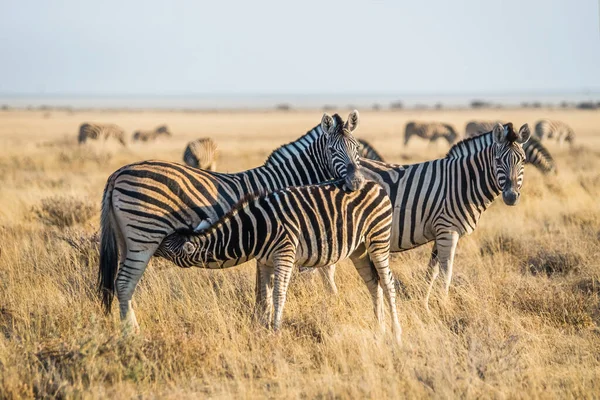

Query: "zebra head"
left=444, top=124, right=459, bottom=145
left=320, top=110, right=365, bottom=191
left=491, top=123, right=531, bottom=206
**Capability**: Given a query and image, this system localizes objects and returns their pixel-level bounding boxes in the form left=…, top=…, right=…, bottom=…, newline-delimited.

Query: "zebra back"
left=465, top=120, right=501, bottom=138
left=132, top=125, right=172, bottom=142
left=183, top=138, right=218, bottom=170
left=404, top=121, right=458, bottom=145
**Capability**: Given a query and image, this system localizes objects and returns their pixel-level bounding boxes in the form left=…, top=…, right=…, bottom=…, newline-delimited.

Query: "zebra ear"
left=321, top=113, right=335, bottom=135
left=344, top=110, right=360, bottom=132
left=183, top=242, right=195, bottom=255
left=492, top=123, right=506, bottom=144
left=516, top=124, right=531, bottom=144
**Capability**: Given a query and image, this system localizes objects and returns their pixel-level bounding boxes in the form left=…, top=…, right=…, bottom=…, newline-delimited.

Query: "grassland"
left=0, top=108, right=599, bottom=399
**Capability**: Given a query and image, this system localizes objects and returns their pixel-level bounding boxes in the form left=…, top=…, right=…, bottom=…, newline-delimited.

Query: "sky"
left=0, top=0, right=599, bottom=95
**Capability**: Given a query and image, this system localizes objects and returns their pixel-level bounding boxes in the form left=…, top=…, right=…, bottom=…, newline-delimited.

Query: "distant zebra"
left=357, top=139, right=384, bottom=161
left=465, top=120, right=501, bottom=139
left=268, top=123, right=531, bottom=309
left=157, top=180, right=401, bottom=343
left=132, top=125, right=172, bottom=142
left=404, top=122, right=459, bottom=146
left=465, top=120, right=556, bottom=174
left=183, top=138, right=218, bottom=171
left=98, top=111, right=364, bottom=331
left=78, top=123, right=126, bottom=146
left=535, top=120, right=574, bottom=145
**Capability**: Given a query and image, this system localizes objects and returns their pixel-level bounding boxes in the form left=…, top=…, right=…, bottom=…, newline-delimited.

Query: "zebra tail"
left=98, top=176, right=119, bottom=314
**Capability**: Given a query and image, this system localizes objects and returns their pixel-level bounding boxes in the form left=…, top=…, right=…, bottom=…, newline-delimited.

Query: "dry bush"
left=33, top=196, right=96, bottom=228
left=524, top=249, right=584, bottom=277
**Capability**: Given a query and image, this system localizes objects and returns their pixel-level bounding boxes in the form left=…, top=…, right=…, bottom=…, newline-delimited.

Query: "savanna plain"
left=0, top=108, right=599, bottom=399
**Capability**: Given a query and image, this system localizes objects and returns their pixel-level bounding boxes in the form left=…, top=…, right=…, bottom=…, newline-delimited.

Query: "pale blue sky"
left=0, top=0, right=599, bottom=95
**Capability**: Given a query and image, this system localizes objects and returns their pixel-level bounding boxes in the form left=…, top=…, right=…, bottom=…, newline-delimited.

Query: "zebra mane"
left=446, top=123, right=518, bottom=159
left=264, top=125, right=322, bottom=167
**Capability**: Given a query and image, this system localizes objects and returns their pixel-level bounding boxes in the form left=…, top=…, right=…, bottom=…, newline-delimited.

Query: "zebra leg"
left=272, top=250, right=296, bottom=331
left=115, top=250, right=154, bottom=333
left=368, top=244, right=402, bottom=345
left=254, top=262, right=274, bottom=328
left=350, top=244, right=384, bottom=333
left=439, top=231, right=459, bottom=297
left=318, top=264, right=338, bottom=295
left=424, top=242, right=439, bottom=311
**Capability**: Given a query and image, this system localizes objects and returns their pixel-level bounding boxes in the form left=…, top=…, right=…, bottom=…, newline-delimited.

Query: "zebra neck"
left=467, top=147, right=502, bottom=211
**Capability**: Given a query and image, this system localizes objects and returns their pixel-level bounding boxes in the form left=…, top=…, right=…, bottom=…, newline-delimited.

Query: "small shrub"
left=33, top=196, right=96, bottom=228
left=480, top=233, right=526, bottom=259
left=524, top=250, right=583, bottom=277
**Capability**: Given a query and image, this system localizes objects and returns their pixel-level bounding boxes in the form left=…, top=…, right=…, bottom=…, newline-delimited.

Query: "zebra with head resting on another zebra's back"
left=272, top=122, right=531, bottom=310
left=78, top=123, right=126, bottom=146
left=404, top=121, right=459, bottom=147
left=535, top=119, right=575, bottom=145
left=183, top=138, right=218, bottom=171
left=132, top=125, right=172, bottom=142
left=357, top=139, right=384, bottom=161
left=465, top=120, right=557, bottom=174
left=98, top=111, right=365, bottom=332
left=156, top=180, right=401, bottom=344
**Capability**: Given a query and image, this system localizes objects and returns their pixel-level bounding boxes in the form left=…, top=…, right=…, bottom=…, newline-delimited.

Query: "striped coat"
left=357, top=139, right=384, bottom=162
left=280, top=123, right=531, bottom=308
left=157, top=181, right=401, bottom=343
left=78, top=123, right=126, bottom=146
left=535, top=120, right=574, bottom=145
left=464, top=120, right=556, bottom=174
left=132, top=125, right=172, bottom=142
left=183, top=138, right=218, bottom=171
left=404, top=122, right=459, bottom=146
left=98, top=112, right=364, bottom=331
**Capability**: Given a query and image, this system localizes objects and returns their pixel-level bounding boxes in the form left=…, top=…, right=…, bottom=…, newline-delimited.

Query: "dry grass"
left=0, top=108, right=599, bottom=398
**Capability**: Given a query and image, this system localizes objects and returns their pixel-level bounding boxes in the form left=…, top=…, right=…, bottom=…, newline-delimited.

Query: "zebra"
left=183, top=138, right=218, bottom=171
left=98, top=111, right=365, bottom=332
left=535, top=120, right=574, bottom=145
left=465, top=120, right=556, bottom=174
left=132, top=125, right=172, bottom=142
left=357, top=139, right=384, bottom=161
left=267, top=123, right=531, bottom=309
left=78, top=123, right=126, bottom=146
left=156, top=180, right=401, bottom=343
left=404, top=122, right=459, bottom=146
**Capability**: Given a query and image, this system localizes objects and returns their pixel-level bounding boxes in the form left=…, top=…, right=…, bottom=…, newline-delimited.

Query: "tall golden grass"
left=0, top=109, right=599, bottom=398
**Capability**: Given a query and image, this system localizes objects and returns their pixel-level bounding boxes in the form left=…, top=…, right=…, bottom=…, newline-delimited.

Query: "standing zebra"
left=98, top=111, right=364, bottom=331
left=156, top=181, right=401, bottom=343
left=404, top=122, right=459, bottom=146
left=357, top=139, right=384, bottom=161
left=132, top=125, right=172, bottom=142
left=535, top=120, right=574, bottom=145
left=183, top=138, right=218, bottom=171
left=465, top=120, right=556, bottom=174
left=270, top=123, right=531, bottom=308
left=78, top=123, right=126, bottom=146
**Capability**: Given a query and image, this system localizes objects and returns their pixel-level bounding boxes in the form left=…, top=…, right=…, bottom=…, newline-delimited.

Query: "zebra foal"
left=183, top=138, right=218, bottom=171
left=157, top=180, right=401, bottom=343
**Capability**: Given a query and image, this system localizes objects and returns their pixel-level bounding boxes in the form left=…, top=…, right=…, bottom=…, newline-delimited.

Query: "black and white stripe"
left=78, top=123, right=126, bottom=146
left=156, top=180, right=401, bottom=343
left=535, top=119, right=574, bottom=145
left=312, top=123, right=531, bottom=307
left=357, top=139, right=384, bottom=162
left=98, top=112, right=364, bottom=331
left=183, top=138, right=218, bottom=171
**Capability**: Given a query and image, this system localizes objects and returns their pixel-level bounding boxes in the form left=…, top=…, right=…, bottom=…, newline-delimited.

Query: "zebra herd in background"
left=95, top=111, right=572, bottom=341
